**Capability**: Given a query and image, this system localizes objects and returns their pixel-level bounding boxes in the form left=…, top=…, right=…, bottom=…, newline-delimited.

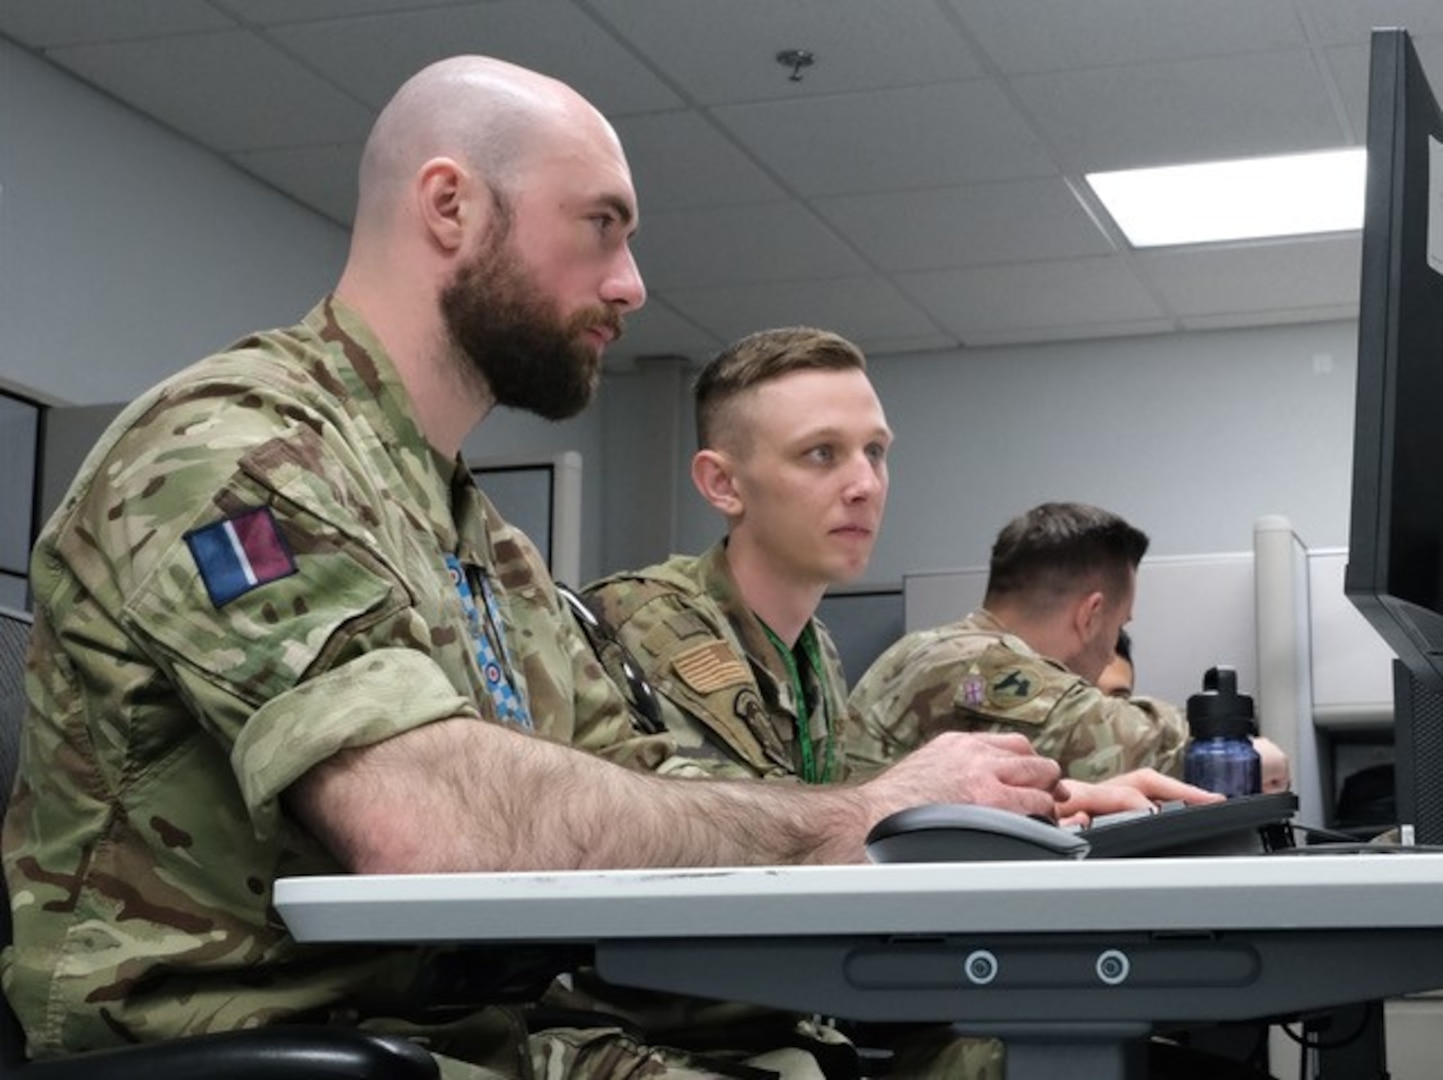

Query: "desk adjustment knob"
left=1095, top=949, right=1131, bottom=986
left=963, top=949, right=999, bottom=985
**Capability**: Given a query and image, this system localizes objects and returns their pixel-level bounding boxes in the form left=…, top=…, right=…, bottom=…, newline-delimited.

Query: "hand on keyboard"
left=1056, top=771, right=1223, bottom=826
left=1086, top=800, right=1187, bottom=831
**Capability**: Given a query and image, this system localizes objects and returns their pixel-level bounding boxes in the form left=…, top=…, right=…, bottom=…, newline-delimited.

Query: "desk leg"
left=973, top=1023, right=1149, bottom=1080
left=1311, top=999, right=1387, bottom=1079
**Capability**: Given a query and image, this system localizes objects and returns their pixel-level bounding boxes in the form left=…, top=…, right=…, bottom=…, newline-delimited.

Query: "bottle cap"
left=1186, top=665, right=1256, bottom=739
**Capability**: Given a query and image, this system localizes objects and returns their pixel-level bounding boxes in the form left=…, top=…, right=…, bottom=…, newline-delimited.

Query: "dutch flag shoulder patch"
left=185, top=506, right=298, bottom=608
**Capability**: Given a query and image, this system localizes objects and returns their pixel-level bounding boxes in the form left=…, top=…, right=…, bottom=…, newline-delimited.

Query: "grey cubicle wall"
left=1302, top=545, right=1397, bottom=823
left=1306, top=548, right=1395, bottom=726
left=1253, top=519, right=1399, bottom=827
left=816, top=587, right=905, bottom=685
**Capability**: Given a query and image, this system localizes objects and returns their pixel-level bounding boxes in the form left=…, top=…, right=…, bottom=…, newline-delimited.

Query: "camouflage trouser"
left=530, top=974, right=1008, bottom=1080
left=883, top=1029, right=1003, bottom=1080
left=521, top=1025, right=832, bottom=1079
left=518, top=1022, right=1002, bottom=1080
left=425, top=1024, right=834, bottom=1080
left=362, top=1002, right=844, bottom=1080
left=368, top=977, right=1000, bottom=1080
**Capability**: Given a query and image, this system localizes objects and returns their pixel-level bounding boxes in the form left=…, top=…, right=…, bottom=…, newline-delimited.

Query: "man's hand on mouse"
left=862, top=730, right=1062, bottom=824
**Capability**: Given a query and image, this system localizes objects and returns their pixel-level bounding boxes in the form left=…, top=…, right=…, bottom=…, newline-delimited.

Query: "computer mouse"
left=864, top=803, right=1091, bottom=862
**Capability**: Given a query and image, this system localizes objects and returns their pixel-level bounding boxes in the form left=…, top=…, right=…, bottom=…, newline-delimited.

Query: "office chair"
left=556, top=583, right=665, bottom=735
left=0, top=604, right=439, bottom=1078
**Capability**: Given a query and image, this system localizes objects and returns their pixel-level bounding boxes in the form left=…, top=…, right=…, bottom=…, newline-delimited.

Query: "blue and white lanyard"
left=445, top=554, right=532, bottom=730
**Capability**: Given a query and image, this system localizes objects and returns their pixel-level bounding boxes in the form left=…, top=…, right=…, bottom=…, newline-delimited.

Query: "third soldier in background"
left=847, top=501, right=1287, bottom=790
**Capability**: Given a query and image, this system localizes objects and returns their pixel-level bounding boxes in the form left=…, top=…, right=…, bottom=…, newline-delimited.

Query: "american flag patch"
left=185, top=507, right=297, bottom=608
left=672, top=640, right=750, bottom=694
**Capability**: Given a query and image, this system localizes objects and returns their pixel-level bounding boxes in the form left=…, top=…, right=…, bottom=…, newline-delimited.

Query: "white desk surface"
left=275, top=853, right=1443, bottom=945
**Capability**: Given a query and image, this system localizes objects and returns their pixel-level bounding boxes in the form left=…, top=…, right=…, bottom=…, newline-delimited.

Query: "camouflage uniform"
left=584, top=545, right=848, bottom=782
left=846, top=610, right=1189, bottom=781
left=0, top=297, right=813, bottom=1079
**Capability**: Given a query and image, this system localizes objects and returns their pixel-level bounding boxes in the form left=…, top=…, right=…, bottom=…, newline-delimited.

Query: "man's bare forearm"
left=291, top=716, right=872, bottom=873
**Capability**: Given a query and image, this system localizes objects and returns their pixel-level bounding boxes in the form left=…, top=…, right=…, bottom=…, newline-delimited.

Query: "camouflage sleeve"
left=945, top=658, right=1190, bottom=782
left=1109, top=694, right=1190, bottom=779
left=846, top=639, right=1189, bottom=782
left=585, top=579, right=788, bottom=778
left=844, top=634, right=945, bottom=775
left=93, top=379, right=482, bottom=839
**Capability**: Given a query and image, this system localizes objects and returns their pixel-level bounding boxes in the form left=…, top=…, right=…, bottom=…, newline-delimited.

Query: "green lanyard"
left=761, top=621, right=835, bottom=784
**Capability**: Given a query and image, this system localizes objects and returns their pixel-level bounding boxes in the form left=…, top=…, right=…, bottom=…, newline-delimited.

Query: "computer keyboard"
left=1075, top=791, right=1298, bottom=858
left=863, top=792, right=1299, bottom=863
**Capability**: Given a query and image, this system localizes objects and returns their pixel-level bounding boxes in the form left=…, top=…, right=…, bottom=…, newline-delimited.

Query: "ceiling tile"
left=815, top=178, right=1115, bottom=272
left=661, top=276, right=948, bottom=351
left=4, top=0, right=1408, bottom=387
left=633, top=203, right=867, bottom=290
left=1322, top=43, right=1374, bottom=144
left=612, top=112, right=786, bottom=213
left=1179, top=306, right=1358, bottom=334
left=898, top=256, right=1168, bottom=339
left=952, top=0, right=1308, bottom=74
left=1325, top=35, right=1443, bottom=141
left=715, top=81, right=1056, bottom=197
left=267, top=0, right=682, bottom=114
left=1012, top=48, right=1351, bottom=171
left=960, top=319, right=1176, bottom=349
left=1137, top=235, right=1363, bottom=317
left=587, top=0, right=986, bottom=105
left=0, top=0, right=233, bottom=47
left=211, top=0, right=470, bottom=25
left=47, top=31, right=375, bottom=151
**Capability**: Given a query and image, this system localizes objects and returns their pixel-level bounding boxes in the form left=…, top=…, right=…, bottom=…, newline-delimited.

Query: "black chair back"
left=0, top=606, right=29, bottom=799
left=0, top=605, right=34, bottom=1070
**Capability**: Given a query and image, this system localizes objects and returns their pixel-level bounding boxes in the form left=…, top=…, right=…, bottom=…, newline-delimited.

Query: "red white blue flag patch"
left=185, top=507, right=297, bottom=608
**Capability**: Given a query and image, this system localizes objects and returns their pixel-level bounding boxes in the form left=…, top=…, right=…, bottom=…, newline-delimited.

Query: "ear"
left=416, top=157, right=473, bottom=253
left=1073, top=590, right=1107, bottom=643
left=691, top=449, right=744, bottom=518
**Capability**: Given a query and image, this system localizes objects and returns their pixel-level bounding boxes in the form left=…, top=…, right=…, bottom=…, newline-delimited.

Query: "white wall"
left=0, top=40, right=347, bottom=406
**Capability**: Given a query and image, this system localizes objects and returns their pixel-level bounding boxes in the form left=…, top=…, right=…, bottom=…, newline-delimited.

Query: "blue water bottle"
left=1183, top=666, right=1261, bottom=798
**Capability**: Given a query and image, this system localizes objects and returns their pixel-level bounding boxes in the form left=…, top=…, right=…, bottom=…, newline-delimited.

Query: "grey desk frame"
left=276, top=855, right=1443, bottom=1080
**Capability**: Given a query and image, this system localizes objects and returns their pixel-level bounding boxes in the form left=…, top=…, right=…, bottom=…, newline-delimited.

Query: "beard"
left=439, top=228, right=623, bottom=421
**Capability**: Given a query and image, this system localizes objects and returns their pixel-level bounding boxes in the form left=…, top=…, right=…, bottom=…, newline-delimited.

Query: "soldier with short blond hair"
left=584, top=326, right=878, bottom=782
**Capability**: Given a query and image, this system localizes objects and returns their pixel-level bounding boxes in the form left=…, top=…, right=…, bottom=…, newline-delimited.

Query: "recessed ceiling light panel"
left=1087, top=148, right=1366, bottom=248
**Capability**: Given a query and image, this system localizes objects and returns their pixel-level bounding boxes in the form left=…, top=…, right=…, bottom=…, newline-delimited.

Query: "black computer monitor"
left=1346, top=28, right=1443, bottom=845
